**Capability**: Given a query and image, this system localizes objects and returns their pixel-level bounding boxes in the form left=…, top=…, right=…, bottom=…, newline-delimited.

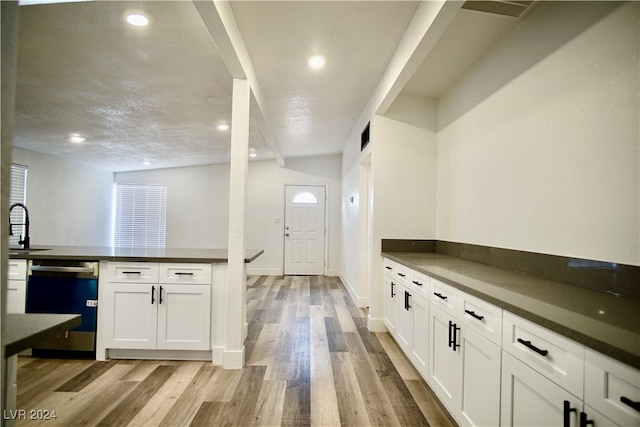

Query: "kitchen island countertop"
left=383, top=251, right=640, bottom=369
left=9, top=245, right=264, bottom=263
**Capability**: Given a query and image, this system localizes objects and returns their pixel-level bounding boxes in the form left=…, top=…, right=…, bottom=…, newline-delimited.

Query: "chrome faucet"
left=9, top=203, right=30, bottom=250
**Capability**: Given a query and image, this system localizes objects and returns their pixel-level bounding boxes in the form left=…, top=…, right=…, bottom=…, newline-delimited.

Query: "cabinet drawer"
left=159, top=263, right=212, bottom=285
left=8, top=259, right=27, bottom=279
left=409, top=270, right=430, bottom=297
left=383, top=258, right=396, bottom=277
left=503, top=311, right=584, bottom=398
left=585, top=349, right=640, bottom=426
left=394, top=263, right=410, bottom=285
left=103, top=262, right=159, bottom=283
left=460, top=293, right=502, bottom=346
left=430, top=278, right=462, bottom=316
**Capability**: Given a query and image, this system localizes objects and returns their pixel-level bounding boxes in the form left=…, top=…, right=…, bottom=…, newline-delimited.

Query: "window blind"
left=114, top=184, right=167, bottom=248
left=9, top=164, right=28, bottom=247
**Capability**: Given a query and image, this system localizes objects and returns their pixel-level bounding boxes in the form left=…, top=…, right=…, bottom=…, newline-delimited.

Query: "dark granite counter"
left=9, top=246, right=264, bottom=263
left=383, top=251, right=640, bottom=369
left=4, top=313, right=81, bottom=356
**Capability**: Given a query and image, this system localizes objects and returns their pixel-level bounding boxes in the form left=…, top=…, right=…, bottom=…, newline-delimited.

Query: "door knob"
left=285, top=233, right=290, bottom=237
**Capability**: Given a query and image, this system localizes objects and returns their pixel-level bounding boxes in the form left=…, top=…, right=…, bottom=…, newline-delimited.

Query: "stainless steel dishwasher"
left=26, top=260, right=98, bottom=356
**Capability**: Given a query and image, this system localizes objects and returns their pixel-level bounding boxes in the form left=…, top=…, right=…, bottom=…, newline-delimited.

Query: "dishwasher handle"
left=30, top=265, right=95, bottom=274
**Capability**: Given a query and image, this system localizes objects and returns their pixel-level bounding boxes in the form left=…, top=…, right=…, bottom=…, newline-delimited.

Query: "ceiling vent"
left=462, top=1, right=534, bottom=18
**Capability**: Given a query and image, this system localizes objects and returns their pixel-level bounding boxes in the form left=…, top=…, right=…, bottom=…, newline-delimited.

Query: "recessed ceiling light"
left=217, top=124, right=229, bottom=131
left=69, top=133, right=85, bottom=143
left=142, top=161, right=151, bottom=166
left=308, top=55, right=326, bottom=70
left=126, top=13, right=149, bottom=27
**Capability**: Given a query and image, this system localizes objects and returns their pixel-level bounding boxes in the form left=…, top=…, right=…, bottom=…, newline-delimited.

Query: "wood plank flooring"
left=15, top=275, right=456, bottom=427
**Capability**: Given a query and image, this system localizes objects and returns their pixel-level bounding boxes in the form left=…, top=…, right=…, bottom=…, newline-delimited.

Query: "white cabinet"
left=383, top=274, right=398, bottom=335
left=7, top=259, right=27, bottom=313
left=503, top=311, right=584, bottom=398
left=501, top=351, right=582, bottom=427
left=429, top=303, right=463, bottom=411
left=428, top=278, right=502, bottom=427
left=383, top=256, right=639, bottom=427
left=156, top=284, right=211, bottom=350
left=411, top=291, right=429, bottom=376
left=501, top=312, right=637, bottom=427
left=383, top=258, right=429, bottom=378
left=585, top=349, right=640, bottom=426
left=99, top=261, right=211, bottom=355
left=102, top=282, right=157, bottom=349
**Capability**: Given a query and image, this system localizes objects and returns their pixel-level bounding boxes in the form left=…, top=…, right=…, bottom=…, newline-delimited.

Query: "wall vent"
left=462, top=1, right=534, bottom=18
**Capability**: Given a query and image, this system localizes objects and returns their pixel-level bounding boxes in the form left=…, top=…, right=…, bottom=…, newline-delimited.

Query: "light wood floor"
left=15, top=275, right=456, bottom=426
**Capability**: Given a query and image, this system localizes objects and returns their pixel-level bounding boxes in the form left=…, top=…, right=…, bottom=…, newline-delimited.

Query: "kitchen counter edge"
left=9, top=246, right=264, bottom=264
left=383, top=251, right=640, bottom=370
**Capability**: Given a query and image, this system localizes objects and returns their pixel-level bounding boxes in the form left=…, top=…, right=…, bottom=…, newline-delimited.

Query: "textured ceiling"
left=230, top=1, right=420, bottom=158
left=13, top=1, right=524, bottom=173
left=13, top=0, right=419, bottom=172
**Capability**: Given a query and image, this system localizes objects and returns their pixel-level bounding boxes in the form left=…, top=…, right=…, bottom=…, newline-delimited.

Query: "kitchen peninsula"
left=9, top=246, right=263, bottom=365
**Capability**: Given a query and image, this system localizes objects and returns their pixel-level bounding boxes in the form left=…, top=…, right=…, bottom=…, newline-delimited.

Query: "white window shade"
left=9, top=164, right=27, bottom=248
left=114, top=184, right=167, bottom=248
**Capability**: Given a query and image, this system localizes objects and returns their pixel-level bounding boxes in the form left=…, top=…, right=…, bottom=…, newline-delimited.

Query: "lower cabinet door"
left=396, top=286, right=413, bottom=352
left=156, top=284, right=211, bottom=350
left=6, top=280, right=26, bottom=314
left=411, top=293, right=429, bottom=378
left=460, top=327, right=501, bottom=427
left=103, top=282, right=157, bottom=349
left=384, top=275, right=399, bottom=335
left=501, top=351, right=581, bottom=427
left=429, top=304, right=462, bottom=413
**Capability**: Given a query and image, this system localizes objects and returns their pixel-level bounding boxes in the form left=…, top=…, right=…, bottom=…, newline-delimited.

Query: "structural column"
left=224, top=78, right=250, bottom=368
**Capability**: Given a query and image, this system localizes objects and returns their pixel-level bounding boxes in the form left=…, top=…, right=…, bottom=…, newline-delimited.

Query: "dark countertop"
left=4, top=314, right=81, bottom=357
left=9, top=246, right=264, bottom=263
left=383, top=251, right=640, bottom=369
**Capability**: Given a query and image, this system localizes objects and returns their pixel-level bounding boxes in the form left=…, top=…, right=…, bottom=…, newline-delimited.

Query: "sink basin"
left=9, top=248, right=51, bottom=254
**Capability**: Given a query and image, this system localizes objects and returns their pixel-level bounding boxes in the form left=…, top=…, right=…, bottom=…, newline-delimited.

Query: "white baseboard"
left=107, top=349, right=213, bottom=361
left=367, top=314, right=387, bottom=333
left=246, top=267, right=282, bottom=276
left=339, top=273, right=368, bottom=308
left=212, top=346, right=224, bottom=365
left=223, top=346, right=245, bottom=369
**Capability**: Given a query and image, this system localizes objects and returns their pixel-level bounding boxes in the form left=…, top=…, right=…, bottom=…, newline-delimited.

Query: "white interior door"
left=284, top=185, right=326, bottom=275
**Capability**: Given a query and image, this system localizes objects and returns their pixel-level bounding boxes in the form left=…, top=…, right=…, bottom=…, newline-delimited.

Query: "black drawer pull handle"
left=620, top=396, right=640, bottom=412
left=397, top=273, right=406, bottom=278
left=174, top=272, right=194, bottom=276
left=385, top=266, right=392, bottom=270
left=433, top=292, right=447, bottom=300
left=517, top=338, right=549, bottom=356
left=579, top=412, right=594, bottom=427
left=448, top=320, right=460, bottom=351
left=563, top=400, right=577, bottom=427
left=159, top=286, right=164, bottom=304
left=465, top=310, right=485, bottom=321
left=122, top=271, right=141, bottom=275
left=412, top=280, right=423, bottom=286
left=391, top=282, right=396, bottom=298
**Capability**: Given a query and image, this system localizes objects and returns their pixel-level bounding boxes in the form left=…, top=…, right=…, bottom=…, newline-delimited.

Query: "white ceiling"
left=12, top=1, right=526, bottom=173
left=13, top=0, right=419, bottom=172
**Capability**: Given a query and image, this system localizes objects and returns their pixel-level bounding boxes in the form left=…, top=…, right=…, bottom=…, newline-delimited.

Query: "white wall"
left=116, top=164, right=231, bottom=249
left=437, top=1, right=639, bottom=266
left=116, top=154, right=342, bottom=275
left=12, top=148, right=113, bottom=246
